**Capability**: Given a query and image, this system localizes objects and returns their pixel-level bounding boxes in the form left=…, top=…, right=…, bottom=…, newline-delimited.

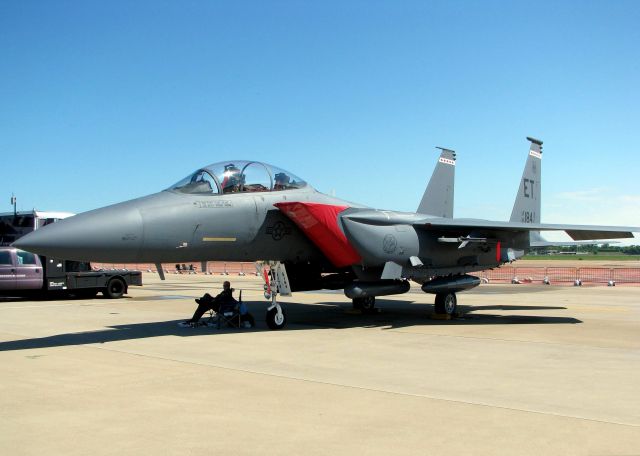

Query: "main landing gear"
left=434, top=292, right=457, bottom=315
left=421, top=275, right=480, bottom=317
left=352, top=296, right=377, bottom=313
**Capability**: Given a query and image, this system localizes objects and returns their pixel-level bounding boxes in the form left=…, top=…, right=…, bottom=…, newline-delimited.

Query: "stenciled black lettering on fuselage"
left=193, top=200, right=233, bottom=208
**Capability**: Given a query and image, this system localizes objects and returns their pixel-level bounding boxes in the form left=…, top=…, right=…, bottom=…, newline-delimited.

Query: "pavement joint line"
left=87, top=342, right=640, bottom=429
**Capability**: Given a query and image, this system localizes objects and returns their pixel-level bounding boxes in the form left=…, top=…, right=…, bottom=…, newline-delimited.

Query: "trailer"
left=0, top=247, right=141, bottom=298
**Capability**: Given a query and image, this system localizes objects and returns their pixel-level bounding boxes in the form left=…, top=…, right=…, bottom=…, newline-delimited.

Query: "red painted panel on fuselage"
left=274, top=202, right=361, bottom=268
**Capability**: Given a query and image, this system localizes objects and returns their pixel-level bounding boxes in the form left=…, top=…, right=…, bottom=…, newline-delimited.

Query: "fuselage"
left=15, top=185, right=362, bottom=264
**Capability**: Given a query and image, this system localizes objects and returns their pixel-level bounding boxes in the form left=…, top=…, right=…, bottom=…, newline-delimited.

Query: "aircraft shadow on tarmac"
left=0, top=299, right=580, bottom=352
left=305, top=299, right=576, bottom=329
left=468, top=304, right=568, bottom=311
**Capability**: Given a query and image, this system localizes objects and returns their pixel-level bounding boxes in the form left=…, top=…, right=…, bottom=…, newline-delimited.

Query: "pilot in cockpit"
left=273, top=172, right=290, bottom=190
left=221, top=164, right=242, bottom=193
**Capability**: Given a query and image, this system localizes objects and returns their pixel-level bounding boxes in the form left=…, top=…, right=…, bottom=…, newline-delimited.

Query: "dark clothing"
left=187, top=289, right=235, bottom=323
left=241, top=313, right=255, bottom=328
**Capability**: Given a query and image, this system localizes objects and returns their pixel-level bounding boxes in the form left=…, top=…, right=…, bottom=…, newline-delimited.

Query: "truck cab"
left=1, top=211, right=142, bottom=299
left=0, top=247, right=43, bottom=291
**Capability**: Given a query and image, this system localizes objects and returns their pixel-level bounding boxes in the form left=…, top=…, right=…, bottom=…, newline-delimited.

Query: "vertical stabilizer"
left=510, top=137, right=542, bottom=224
left=417, top=147, right=456, bottom=218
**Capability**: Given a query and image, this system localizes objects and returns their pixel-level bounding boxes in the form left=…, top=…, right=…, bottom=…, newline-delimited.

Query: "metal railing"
left=480, top=266, right=640, bottom=285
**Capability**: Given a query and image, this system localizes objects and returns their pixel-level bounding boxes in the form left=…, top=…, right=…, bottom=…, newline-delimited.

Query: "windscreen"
left=169, top=170, right=219, bottom=195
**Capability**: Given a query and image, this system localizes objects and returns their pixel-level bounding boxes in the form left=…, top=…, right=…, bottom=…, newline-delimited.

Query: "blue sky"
left=1, top=1, right=639, bottom=237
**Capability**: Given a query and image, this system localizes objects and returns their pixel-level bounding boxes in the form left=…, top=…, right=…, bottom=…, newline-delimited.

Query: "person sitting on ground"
left=180, top=281, right=235, bottom=327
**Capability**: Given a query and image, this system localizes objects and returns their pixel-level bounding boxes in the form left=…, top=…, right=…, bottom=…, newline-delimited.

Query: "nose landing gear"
left=258, top=261, right=291, bottom=330
left=266, top=296, right=287, bottom=330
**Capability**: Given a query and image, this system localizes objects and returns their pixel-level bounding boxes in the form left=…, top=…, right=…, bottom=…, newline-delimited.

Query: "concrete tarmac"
left=1, top=274, right=639, bottom=455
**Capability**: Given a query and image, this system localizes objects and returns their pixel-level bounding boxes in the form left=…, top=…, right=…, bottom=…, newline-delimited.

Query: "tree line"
left=541, top=244, right=640, bottom=255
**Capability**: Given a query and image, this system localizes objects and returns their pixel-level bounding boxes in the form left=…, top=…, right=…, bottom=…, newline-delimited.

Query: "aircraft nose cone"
left=14, top=201, right=144, bottom=262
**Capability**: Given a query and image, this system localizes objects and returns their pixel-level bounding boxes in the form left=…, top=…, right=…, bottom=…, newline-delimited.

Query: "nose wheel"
left=266, top=304, right=286, bottom=330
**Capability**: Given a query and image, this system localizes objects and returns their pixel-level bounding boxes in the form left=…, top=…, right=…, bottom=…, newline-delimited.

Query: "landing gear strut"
left=259, top=262, right=290, bottom=330
left=434, top=292, right=457, bottom=315
left=352, top=296, right=376, bottom=313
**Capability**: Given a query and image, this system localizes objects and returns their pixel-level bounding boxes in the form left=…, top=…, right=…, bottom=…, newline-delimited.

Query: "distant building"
left=0, top=210, right=74, bottom=246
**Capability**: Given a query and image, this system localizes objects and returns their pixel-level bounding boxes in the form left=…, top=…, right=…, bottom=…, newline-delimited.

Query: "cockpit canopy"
left=168, top=161, right=308, bottom=195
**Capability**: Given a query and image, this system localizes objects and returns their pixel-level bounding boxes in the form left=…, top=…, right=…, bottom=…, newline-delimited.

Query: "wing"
left=342, top=210, right=639, bottom=241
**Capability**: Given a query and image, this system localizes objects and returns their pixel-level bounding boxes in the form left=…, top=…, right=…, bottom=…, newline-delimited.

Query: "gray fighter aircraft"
left=14, top=137, right=638, bottom=329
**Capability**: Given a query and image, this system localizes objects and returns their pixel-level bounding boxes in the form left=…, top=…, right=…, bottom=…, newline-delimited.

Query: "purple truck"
left=0, top=246, right=141, bottom=299
left=1, top=210, right=142, bottom=299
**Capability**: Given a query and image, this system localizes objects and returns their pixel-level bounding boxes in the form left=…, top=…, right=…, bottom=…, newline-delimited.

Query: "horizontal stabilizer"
left=565, top=230, right=634, bottom=241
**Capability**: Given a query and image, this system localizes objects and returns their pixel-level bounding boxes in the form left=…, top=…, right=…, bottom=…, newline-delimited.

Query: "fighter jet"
left=15, top=138, right=638, bottom=329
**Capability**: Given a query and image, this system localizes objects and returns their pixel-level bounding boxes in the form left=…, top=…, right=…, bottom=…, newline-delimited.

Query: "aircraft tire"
left=104, top=277, right=126, bottom=299
left=434, top=292, right=457, bottom=315
left=266, top=307, right=286, bottom=330
left=352, top=296, right=376, bottom=312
